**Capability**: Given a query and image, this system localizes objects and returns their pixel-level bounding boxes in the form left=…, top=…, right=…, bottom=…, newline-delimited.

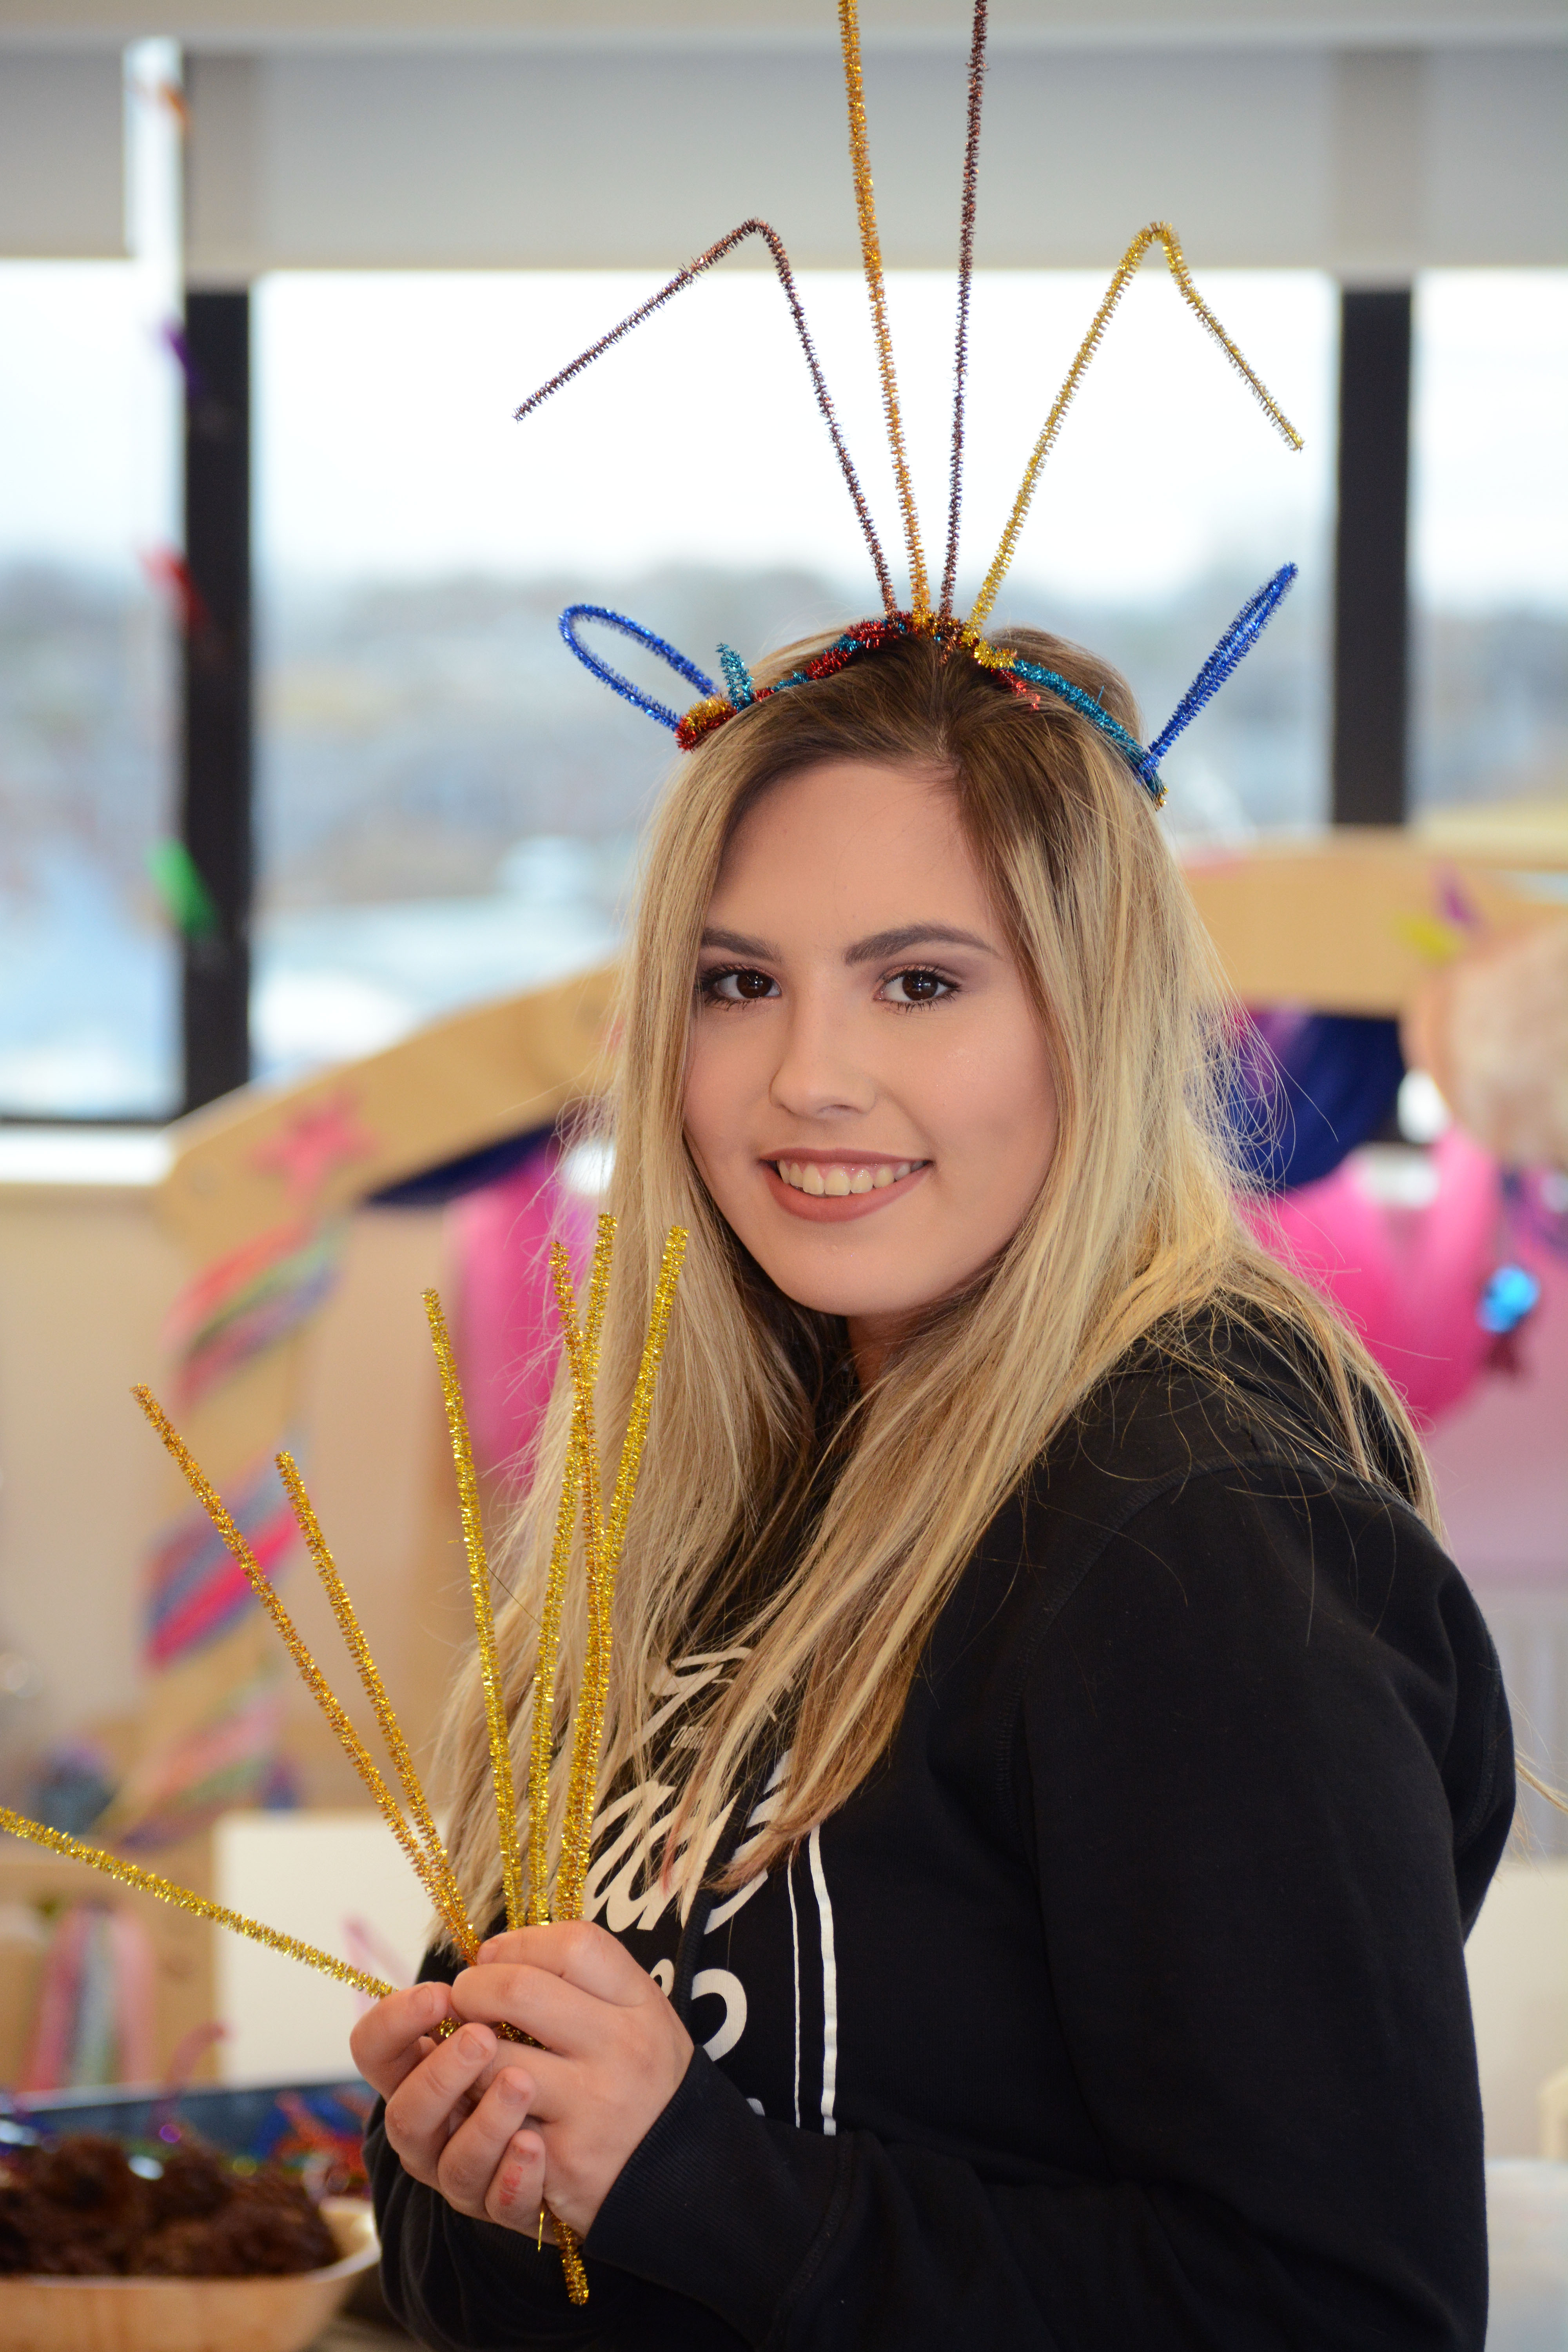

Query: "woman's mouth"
left=775, top=1158, right=921, bottom=1197
left=762, top=1156, right=930, bottom=1222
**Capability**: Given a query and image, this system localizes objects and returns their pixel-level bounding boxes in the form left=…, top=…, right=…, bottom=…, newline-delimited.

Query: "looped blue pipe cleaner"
left=560, top=604, right=717, bottom=732
left=1136, top=564, right=1298, bottom=787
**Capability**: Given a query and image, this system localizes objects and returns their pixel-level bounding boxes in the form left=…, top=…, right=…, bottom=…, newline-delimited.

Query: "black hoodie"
left=367, top=1328, right=1514, bottom=2351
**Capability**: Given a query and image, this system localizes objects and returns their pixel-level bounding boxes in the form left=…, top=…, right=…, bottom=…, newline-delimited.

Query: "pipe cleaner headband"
left=518, top=1, right=1305, bottom=811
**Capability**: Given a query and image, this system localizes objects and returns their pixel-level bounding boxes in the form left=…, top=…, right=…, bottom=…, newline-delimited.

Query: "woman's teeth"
left=774, top=1160, right=918, bottom=1197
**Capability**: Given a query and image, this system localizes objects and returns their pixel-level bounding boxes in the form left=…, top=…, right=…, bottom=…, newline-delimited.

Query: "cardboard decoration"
left=1181, top=830, right=1562, bottom=1020
left=154, top=965, right=615, bottom=1263
left=104, top=965, right=615, bottom=1858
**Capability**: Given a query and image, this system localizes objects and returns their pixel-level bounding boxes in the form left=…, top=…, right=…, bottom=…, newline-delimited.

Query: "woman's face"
left=683, top=757, right=1058, bottom=1370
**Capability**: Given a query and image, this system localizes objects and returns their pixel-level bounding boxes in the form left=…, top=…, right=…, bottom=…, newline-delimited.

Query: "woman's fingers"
left=450, top=1960, right=608, bottom=2057
left=485, top=2131, right=550, bottom=2237
left=434, top=2068, right=540, bottom=2217
left=475, top=1920, right=652, bottom=2005
left=382, top=2022, right=499, bottom=2184
left=350, top=1980, right=456, bottom=2099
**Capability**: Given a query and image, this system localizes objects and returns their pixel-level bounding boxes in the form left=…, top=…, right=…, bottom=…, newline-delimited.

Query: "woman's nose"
left=767, top=997, right=877, bottom=1118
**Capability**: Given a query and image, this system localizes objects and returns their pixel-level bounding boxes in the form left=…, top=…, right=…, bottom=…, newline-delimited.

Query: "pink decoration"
left=18, top=1904, right=89, bottom=2093
left=251, top=1087, right=379, bottom=1206
left=450, top=1143, right=597, bottom=1481
left=108, top=1908, right=158, bottom=2085
left=1424, top=1230, right=1568, bottom=1588
left=1246, top=1129, right=1502, bottom=1426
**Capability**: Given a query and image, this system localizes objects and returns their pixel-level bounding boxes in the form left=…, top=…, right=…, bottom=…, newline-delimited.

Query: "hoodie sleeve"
left=585, top=1466, right=1511, bottom=2351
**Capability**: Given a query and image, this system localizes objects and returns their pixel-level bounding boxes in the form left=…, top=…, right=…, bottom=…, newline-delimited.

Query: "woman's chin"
left=748, top=1249, right=953, bottom=1329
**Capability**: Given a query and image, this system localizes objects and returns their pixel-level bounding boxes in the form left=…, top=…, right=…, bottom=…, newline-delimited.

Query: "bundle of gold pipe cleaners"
left=0, top=1210, right=686, bottom=2310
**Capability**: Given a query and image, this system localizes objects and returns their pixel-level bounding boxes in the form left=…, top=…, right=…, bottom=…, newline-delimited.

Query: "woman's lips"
left=761, top=1157, right=930, bottom=1223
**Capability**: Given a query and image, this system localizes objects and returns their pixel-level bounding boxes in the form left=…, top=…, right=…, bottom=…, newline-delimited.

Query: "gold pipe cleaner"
left=839, top=0, right=929, bottom=621
left=969, top=220, right=1303, bottom=638
left=277, top=1450, right=477, bottom=1963
left=553, top=1227, right=688, bottom=1927
left=133, top=1386, right=458, bottom=1935
left=426, top=1286, right=589, bottom=2306
left=0, top=1807, right=395, bottom=2002
left=548, top=1244, right=611, bottom=1930
left=424, top=1290, right=527, bottom=1940
left=528, top=1216, right=615, bottom=1928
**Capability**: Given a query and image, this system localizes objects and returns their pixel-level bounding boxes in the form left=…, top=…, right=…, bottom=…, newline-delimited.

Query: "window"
left=1412, top=270, right=1568, bottom=817
left=0, top=58, right=180, bottom=1119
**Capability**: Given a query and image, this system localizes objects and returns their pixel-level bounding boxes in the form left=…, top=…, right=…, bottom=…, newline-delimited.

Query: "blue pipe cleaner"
left=1477, top=1263, right=1541, bottom=1337
left=1008, top=661, right=1163, bottom=803
left=1140, top=563, right=1298, bottom=780
left=559, top=604, right=717, bottom=732
left=717, top=644, right=756, bottom=708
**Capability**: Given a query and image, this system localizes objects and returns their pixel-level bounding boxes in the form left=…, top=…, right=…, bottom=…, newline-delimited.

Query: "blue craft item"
left=1230, top=1009, right=1405, bottom=1193
left=1477, top=1263, right=1541, bottom=1336
left=717, top=644, right=756, bottom=708
left=559, top=604, right=716, bottom=731
left=1006, top=661, right=1161, bottom=802
left=1140, top=563, right=1299, bottom=782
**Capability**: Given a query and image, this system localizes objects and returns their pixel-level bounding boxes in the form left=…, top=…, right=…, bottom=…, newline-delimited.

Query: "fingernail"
left=460, top=2026, right=492, bottom=2060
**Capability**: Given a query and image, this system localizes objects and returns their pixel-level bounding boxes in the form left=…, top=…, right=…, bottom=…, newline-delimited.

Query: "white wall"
left=1468, top=1860, right=1568, bottom=2158
left=0, top=53, right=124, bottom=259
left=214, top=1809, right=437, bottom=2083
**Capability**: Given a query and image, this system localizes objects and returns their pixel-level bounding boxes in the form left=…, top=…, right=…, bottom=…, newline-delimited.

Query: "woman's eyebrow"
left=845, top=924, right=996, bottom=965
left=700, top=925, right=784, bottom=959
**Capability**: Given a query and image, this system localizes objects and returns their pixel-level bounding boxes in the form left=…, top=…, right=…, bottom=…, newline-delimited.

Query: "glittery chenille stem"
left=132, top=1386, right=457, bottom=1931
left=528, top=1426, right=582, bottom=1929
left=0, top=1807, right=394, bottom=2001
left=549, top=1257, right=610, bottom=1931
left=515, top=220, right=896, bottom=619
left=969, top=220, right=1304, bottom=638
left=527, top=1218, right=616, bottom=1928
left=556, top=2227, right=590, bottom=2304
left=277, top=1450, right=477, bottom=1963
left=940, top=0, right=989, bottom=619
left=424, top=1292, right=526, bottom=1938
left=554, top=1229, right=688, bottom=1927
left=838, top=0, right=929, bottom=621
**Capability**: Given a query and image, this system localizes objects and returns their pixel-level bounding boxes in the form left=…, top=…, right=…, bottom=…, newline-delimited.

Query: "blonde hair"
left=436, top=622, right=1437, bottom=1927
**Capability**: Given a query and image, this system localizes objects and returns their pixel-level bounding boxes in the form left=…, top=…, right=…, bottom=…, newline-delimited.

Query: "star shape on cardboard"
left=251, top=1088, right=381, bottom=1207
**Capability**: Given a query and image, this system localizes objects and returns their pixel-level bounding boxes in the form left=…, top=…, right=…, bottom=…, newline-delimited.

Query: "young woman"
left=354, top=622, right=1513, bottom=2350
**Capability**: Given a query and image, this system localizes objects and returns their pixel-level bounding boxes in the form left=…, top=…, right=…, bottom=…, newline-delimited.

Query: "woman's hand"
left=351, top=1979, right=554, bottom=2236
left=444, top=1922, right=695, bottom=2239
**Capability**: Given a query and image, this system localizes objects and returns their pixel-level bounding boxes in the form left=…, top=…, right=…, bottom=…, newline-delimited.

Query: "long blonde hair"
left=437, top=622, right=1436, bottom=1926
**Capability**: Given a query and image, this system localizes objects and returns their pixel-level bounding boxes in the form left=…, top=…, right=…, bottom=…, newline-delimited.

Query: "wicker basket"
left=0, top=2196, right=377, bottom=2352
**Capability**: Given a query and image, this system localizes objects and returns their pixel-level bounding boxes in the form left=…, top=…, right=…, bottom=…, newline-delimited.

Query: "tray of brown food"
left=0, top=2130, right=377, bottom=2352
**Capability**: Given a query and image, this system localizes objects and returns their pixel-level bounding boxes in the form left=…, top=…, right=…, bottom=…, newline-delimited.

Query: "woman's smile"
left=764, top=1153, right=930, bottom=1220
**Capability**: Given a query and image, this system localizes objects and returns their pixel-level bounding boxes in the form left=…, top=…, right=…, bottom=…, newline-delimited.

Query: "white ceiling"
left=1, top=0, right=1561, bottom=267
left=1, top=0, right=1562, bottom=48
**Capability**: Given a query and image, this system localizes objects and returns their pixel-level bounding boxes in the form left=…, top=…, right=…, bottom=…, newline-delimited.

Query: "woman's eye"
left=882, top=967, right=954, bottom=1007
left=704, top=967, right=778, bottom=1004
